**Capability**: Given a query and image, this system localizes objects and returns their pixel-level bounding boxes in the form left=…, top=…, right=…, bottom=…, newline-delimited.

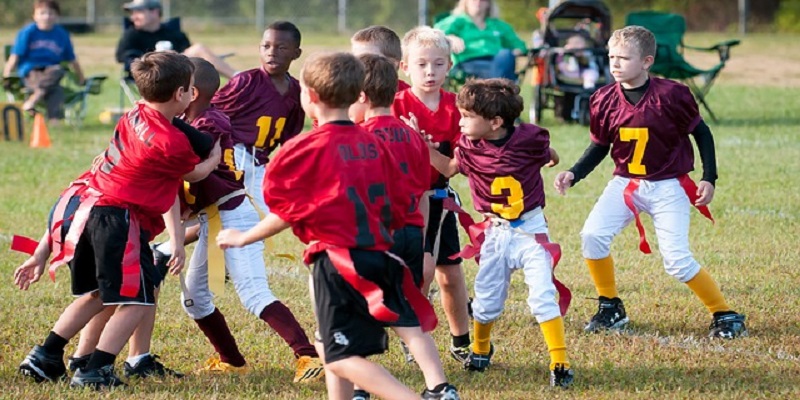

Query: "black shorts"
left=69, top=206, right=159, bottom=305
left=312, top=249, right=420, bottom=363
left=424, top=197, right=463, bottom=265
left=391, top=226, right=424, bottom=288
left=50, top=196, right=168, bottom=287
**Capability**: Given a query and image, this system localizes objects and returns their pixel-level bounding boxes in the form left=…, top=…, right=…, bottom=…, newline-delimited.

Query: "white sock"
left=126, top=352, right=150, bottom=367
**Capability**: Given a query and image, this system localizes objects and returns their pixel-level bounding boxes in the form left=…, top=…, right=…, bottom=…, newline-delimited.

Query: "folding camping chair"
left=626, top=11, right=740, bottom=122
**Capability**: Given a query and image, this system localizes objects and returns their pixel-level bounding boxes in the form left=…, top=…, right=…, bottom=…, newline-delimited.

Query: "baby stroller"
left=528, top=0, right=612, bottom=125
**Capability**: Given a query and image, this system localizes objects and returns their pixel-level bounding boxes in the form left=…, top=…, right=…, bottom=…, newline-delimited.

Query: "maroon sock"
left=260, top=302, right=318, bottom=358
left=194, top=308, right=247, bottom=367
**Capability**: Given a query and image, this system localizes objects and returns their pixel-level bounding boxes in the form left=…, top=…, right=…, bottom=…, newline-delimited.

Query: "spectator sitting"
left=434, top=0, right=527, bottom=81
left=3, top=0, right=85, bottom=122
left=556, top=34, right=600, bottom=89
left=115, top=0, right=238, bottom=78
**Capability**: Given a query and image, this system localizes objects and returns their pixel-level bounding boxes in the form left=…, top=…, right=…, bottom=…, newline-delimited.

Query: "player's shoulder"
left=590, top=81, right=618, bottom=102
left=196, top=106, right=232, bottom=130
left=651, top=77, right=693, bottom=101
left=440, top=89, right=458, bottom=105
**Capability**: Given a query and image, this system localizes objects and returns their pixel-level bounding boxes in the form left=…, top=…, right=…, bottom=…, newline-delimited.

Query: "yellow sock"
left=685, top=268, right=731, bottom=314
left=586, top=256, right=619, bottom=299
left=540, top=317, right=569, bottom=370
left=472, top=321, right=494, bottom=355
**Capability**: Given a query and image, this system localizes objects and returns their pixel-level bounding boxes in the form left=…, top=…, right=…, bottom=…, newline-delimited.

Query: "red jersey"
left=456, top=124, right=550, bottom=219
left=211, top=67, right=305, bottom=165
left=91, top=103, right=200, bottom=235
left=182, top=106, right=245, bottom=214
left=264, top=122, right=409, bottom=251
left=360, top=115, right=428, bottom=228
left=397, top=79, right=411, bottom=92
left=590, top=77, right=701, bottom=180
left=392, top=88, right=461, bottom=189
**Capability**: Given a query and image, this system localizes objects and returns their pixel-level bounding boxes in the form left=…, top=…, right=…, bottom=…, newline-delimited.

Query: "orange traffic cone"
left=30, top=113, right=51, bottom=148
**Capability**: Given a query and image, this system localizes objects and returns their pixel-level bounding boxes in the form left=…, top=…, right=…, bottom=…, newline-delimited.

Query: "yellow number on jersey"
left=619, top=127, right=649, bottom=175
left=223, top=148, right=244, bottom=181
left=254, top=116, right=287, bottom=149
left=183, top=181, right=196, bottom=205
left=491, top=176, right=525, bottom=220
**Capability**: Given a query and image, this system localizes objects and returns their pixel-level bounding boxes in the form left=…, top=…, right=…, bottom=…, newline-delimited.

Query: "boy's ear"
left=292, top=47, right=302, bottom=61
left=358, top=91, right=367, bottom=104
left=643, top=55, right=655, bottom=71
left=490, top=116, right=504, bottom=131
left=400, top=60, right=409, bottom=76
left=307, top=86, right=320, bottom=104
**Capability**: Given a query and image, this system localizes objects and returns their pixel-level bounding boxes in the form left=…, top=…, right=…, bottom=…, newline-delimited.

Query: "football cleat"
left=123, top=354, right=184, bottom=378
left=449, top=344, right=470, bottom=365
left=352, top=389, right=371, bottom=400
left=195, top=357, right=250, bottom=374
left=70, top=365, right=126, bottom=390
left=19, top=345, right=67, bottom=383
left=151, top=242, right=170, bottom=279
left=422, top=384, right=461, bottom=399
left=550, top=364, right=574, bottom=388
left=67, top=354, right=90, bottom=373
left=709, top=312, right=748, bottom=339
left=293, top=355, right=324, bottom=383
left=464, top=344, right=493, bottom=372
left=584, top=296, right=629, bottom=332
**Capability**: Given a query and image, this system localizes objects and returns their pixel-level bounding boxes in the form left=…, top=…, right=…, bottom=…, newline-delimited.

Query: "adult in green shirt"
left=435, top=0, right=527, bottom=80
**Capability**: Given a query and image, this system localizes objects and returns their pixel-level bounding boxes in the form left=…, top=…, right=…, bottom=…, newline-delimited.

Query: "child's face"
left=401, top=45, right=451, bottom=94
left=178, top=76, right=195, bottom=112
left=299, top=79, right=316, bottom=120
left=565, top=36, right=587, bottom=50
left=458, top=108, right=496, bottom=141
left=33, top=6, right=58, bottom=30
left=608, top=43, right=652, bottom=85
left=260, top=29, right=301, bottom=76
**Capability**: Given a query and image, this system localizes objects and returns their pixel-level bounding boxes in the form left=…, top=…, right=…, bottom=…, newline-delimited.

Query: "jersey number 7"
left=619, top=127, right=649, bottom=175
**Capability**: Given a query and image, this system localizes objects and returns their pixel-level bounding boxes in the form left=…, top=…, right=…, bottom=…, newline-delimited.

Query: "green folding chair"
left=626, top=11, right=740, bottom=122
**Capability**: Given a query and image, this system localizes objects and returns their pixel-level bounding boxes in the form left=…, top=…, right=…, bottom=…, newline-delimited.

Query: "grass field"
left=1, top=29, right=799, bottom=399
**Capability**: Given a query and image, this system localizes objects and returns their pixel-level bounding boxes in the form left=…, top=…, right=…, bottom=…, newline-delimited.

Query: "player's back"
left=359, top=115, right=427, bottom=228
left=265, top=122, right=409, bottom=251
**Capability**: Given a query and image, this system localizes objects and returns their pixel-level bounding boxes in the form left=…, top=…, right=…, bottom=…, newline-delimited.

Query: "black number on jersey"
left=347, top=183, right=393, bottom=248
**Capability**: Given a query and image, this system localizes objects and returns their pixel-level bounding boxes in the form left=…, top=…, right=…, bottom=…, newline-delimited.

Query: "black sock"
left=85, top=350, right=116, bottom=370
left=452, top=333, right=470, bottom=348
left=42, top=331, right=68, bottom=353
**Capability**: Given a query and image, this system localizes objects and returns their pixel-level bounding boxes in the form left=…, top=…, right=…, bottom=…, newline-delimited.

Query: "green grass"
left=1, top=30, right=800, bottom=399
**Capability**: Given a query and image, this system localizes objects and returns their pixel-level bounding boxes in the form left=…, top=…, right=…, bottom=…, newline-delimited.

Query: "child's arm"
left=162, top=195, right=186, bottom=275
left=68, top=60, right=85, bottom=85
left=2, top=55, right=19, bottom=79
left=691, top=120, right=717, bottom=206
left=216, top=213, right=290, bottom=249
left=545, top=147, right=560, bottom=168
left=554, top=142, right=609, bottom=195
left=13, top=231, right=49, bottom=291
left=428, top=146, right=459, bottom=178
left=183, top=140, right=221, bottom=183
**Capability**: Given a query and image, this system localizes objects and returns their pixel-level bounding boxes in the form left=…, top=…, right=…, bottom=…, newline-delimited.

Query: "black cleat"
left=67, top=354, right=90, bottom=373
left=584, top=296, right=629, bottom=332
left=123, top=354, right=184, bottom=378
left=709, top=312, right=747, bottom=339
left=550, top=364, right=574, bottom=388
left=19, top=345, right=67, bottom=383
left=449, top=344, right=470, bottom=365
left=464, top=345, right=493, bottom=372
left=151, top=243, right=170, bottom=279
left=422, top=383, right=460, bottom=399
left=70, top=365, right=126, bottom=390
left=352, top=389, right=371, bottom=400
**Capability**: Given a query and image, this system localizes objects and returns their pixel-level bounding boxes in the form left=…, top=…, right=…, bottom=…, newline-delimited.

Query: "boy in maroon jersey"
left=15, top=52, right=221, bottom=389
left=212, top=20, right=304, bottom=216
left=179, top=58, right=323, bottom=381
left=217, top=52, right=448, bottom=400
left=392, top=26, right=472, bottom=364
left=427, top=78, right=574, bottom=388
left=554, top=26, right=746, bottom=338
left=349, top=53, right=459, bottom=400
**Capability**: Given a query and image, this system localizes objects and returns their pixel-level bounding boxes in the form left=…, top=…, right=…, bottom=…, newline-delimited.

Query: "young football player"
left=212, top=21, right=304, bottom=215
left=427, top=77, right=573, bottom=388
left=351, top=25, right=410, bottom=92
left=14, top=52, right=220, bottom=389
left=349, top=53, right=459, bottom=400
left=554, top=26, right=747, bottom=338
left=391, top=26, right=472, bottom=364
left=217, top=52, right=448, bottom=400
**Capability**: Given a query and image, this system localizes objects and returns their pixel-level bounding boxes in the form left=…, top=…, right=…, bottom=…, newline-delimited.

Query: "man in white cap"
left=116, top=0, right=238, bottom=78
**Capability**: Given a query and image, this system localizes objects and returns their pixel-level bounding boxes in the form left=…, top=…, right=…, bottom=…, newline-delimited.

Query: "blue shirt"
left=12, top=23, right=76, bottom=78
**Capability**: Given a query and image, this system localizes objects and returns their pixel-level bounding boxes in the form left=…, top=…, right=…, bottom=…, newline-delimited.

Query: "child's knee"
left=580, top=228, right=612, bottom=259
left=664, top=256, right=700, bottom=283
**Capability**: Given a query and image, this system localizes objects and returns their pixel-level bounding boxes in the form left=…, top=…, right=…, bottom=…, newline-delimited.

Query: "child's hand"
left=695, top=181, right=715, bottom=206
left=545, top=148, right=560, bottom=168
left=14, top=255, right=46, bottom=290
left=400, top=112, right=421, bottom=134
left=167, top=243, right=186, bottom=275
left=90, top=153, right=104, bottom=173
left=423, top=134, right=440, bottom=150
left=208, top=140, right=222, bottom=163
left=216, top=229, right=245, bottom=250
left=553, top=171, right=575, bottom=195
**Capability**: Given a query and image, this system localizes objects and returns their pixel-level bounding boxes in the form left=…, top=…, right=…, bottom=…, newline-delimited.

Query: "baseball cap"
left=123, top=0, right=162, bottom=11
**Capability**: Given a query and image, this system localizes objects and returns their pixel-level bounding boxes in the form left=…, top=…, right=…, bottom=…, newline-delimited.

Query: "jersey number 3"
left=255, top=116, right=286, bottom=149
left=491, top=176, right=524, bottom=220
left=619, top=127, right=649, bottom=175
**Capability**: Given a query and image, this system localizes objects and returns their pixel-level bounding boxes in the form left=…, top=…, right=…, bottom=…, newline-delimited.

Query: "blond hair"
left=301, top=52, right=364, bottom=109
left=609, top=26, right=656, bottom=58
left=452, top=0, right=498, bottom=18
left=401, top=26, right=451, bottom=62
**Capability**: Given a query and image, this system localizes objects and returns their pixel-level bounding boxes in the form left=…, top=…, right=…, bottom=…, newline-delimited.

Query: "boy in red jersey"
left=349, top=53, right=459, bottom=400
left=180, top=58, right=322, bottom=381
left=15, top=52, right=220, bottom=389
left=217, top=52, right=444, bottom=400
left=554, top=26, right=746, bottom=338
left=392, top=26, right=471, bottom=364
left=351, top=25, right=410, bottom=92
left=428, top=78, right=573, bottom=388
left=212, top=21, right=304, bottom=216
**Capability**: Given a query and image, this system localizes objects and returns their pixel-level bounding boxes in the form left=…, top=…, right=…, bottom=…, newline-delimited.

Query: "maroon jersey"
left=265, top=122, right=409, bottom=251
left=92, top=103, right=200, bottom=234
left=456, top=123, right=551, bottom=219
left=590, top=77, right=702, bottom=180
left=360, top=115, right=428, bottom=228
left=392, top=88, right=461, bottom=189
left=182, top=106, right=245, bottom=214
left=211, top=67, right=305, bottom=165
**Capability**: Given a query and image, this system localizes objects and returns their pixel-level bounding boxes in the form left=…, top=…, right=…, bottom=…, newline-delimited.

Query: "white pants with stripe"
left=580, top=176, right=701, bottom=283
left=181, top=200, right=278, bottom=319
left=472, top=209, right=561, bottom=324
left=234, top=143, right=269, bottom=216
